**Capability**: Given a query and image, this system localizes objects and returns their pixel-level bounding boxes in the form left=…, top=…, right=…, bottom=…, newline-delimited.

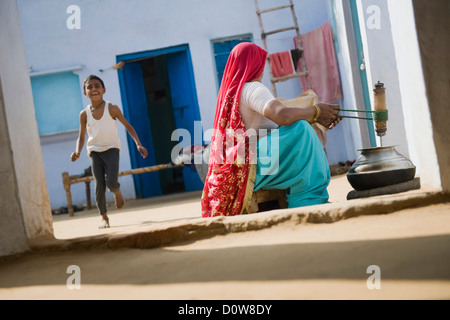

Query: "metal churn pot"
left=347, top=146, right=416, bottom=191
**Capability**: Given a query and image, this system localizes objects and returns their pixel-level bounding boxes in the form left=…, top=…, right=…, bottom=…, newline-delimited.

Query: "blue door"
left=120, top=62, right=162, bottom=198
left=118, top=45, right=203, bottom=198
left=167, top=50, right=204, bottom=191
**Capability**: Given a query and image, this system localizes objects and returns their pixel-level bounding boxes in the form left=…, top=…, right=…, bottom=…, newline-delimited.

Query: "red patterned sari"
left=201, top=43, right=267, bottom=217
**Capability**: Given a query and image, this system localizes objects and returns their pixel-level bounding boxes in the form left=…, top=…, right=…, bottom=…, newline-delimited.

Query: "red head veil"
left=201, top=42, right=267, bottom=217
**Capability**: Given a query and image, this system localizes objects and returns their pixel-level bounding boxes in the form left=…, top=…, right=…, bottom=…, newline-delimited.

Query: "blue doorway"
left=117, top=45, right=204, bottom=198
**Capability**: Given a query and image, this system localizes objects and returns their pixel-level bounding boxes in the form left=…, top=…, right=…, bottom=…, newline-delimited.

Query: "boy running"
left=71, top=75, right=148, bottom=229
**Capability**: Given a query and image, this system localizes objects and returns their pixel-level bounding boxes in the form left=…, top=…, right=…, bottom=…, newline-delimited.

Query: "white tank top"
left=86, top=101, right=121, bottom=156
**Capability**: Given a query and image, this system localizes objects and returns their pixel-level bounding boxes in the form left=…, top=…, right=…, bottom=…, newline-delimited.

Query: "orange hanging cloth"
left=269, top=51, right=295, bottom=77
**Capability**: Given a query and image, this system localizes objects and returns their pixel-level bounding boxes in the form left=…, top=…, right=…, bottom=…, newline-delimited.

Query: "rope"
left=338, top=109, right=388, bottom=122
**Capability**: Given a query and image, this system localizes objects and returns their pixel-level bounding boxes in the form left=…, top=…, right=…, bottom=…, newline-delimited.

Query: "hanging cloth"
left=294, top=21, right=342, bottom=103
left=269, top=51, right=295, bottom=77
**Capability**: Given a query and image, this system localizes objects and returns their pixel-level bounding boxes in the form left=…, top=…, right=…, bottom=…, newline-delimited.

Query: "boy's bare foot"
left=99, top=219, right=110, bottom=229
left=99, top=214, right=110, bottom=229
left=114, top=190, right=125, bottom=209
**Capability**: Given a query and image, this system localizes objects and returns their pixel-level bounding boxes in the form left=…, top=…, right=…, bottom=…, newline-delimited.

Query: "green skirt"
left=254, top=120, right=330, bottom=208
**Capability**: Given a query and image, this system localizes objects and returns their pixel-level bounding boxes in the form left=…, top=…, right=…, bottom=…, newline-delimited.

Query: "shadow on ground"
left=1, top=233, right=449, bottom=288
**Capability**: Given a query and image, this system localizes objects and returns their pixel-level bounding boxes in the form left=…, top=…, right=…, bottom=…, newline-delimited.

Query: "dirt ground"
left=1, top=175, right=450, bottom=301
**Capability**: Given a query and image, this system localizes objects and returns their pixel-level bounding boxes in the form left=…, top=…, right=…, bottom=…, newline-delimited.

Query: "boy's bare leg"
left=114, top=189, right=125, bottom=209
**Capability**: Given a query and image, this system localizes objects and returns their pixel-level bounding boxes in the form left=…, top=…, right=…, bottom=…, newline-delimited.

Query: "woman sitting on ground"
left=201, top=42, right=342, bottom=218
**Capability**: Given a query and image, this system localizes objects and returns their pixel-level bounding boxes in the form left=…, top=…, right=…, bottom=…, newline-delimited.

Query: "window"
left=30, top=70, right=83, bottom=136
left=212, top=34, right=253, bottom=88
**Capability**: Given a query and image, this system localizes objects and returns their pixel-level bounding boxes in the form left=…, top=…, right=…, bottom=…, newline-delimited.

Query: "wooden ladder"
left=254, top=0, right=311, bottom=97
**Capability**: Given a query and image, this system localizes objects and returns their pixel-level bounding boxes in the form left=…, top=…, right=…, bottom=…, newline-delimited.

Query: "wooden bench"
left=248, top=189, right=288, bottom=213
left=61, top=163, right=184, bottom=216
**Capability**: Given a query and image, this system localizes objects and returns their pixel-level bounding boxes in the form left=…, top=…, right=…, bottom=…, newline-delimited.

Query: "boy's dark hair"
left=83, top=75, right=105, bottom=90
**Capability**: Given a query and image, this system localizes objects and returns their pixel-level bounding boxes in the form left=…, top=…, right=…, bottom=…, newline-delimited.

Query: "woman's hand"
left=316, top=103, right=343, bottom=129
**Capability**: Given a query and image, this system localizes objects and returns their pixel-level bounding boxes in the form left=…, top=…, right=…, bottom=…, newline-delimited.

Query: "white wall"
left=387, top=0, right=441, bottom=189
left=257, top=0, right=361, bottom=165
left=255, top=0, right=330, bottom=99
left=17, top=0, right=360, bottom=209
left=356, top=0, right=410, bottom=158
left=17, top=0, right=261, bottom=208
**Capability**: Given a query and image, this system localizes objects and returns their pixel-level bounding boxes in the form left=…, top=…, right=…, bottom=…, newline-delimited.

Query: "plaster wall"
left=17, top=0, right=265, bottom=208
left=0, top=0, right=53, bottom=257
left=0, top=75, right=30, bottom=257
left=256, top=0, right=359, bottom=165
left=17, top=0, right=357, bottom=209
left=357, top=0, right=410, bottom=158
left=411, top=0, right=450, bottom=192
left=386, top=0, right=441, bottom=190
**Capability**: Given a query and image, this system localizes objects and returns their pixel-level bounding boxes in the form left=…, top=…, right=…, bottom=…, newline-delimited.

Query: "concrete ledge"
left=29, top=190, right=450, bottom=253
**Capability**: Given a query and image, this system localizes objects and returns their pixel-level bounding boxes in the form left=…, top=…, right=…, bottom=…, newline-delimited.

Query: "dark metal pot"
left=347, top=146, right=416, bottom=191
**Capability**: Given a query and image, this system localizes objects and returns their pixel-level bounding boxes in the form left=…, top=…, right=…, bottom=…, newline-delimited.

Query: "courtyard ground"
left=0, top=174, right=449, bottom=300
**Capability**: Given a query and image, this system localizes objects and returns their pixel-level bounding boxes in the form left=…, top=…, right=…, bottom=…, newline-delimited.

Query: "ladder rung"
left=256, top=4, right=293, bottom=15
left=262, top=26, right=297, bottom=38
left=271, top=72, right=308, bottom=83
